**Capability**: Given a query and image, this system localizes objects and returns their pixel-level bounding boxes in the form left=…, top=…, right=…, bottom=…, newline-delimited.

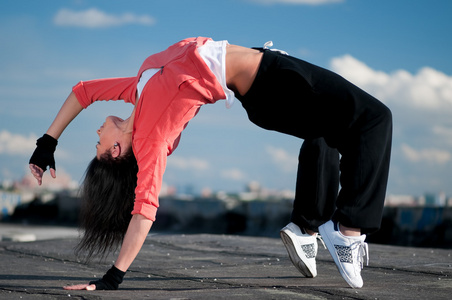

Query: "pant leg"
left=333, top=98, right=392, bottom=234
left=291, top=138, right=339, bottom=232
left=236, top=49, right=393, bottom=234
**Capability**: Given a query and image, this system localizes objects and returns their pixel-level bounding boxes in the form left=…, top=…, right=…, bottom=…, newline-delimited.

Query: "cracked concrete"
left=0, top=226, right=451, bottom=299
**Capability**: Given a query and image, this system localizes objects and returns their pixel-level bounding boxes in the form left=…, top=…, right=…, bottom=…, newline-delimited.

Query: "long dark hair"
left=75, top=149, right=138, bottom=261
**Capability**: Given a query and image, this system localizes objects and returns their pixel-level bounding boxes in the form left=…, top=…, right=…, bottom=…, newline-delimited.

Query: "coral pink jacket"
left=73, top=37, right=226, bottom=221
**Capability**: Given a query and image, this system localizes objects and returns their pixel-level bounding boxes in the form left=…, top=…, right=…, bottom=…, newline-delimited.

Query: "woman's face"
left=96, top=116, right=124, bottom=158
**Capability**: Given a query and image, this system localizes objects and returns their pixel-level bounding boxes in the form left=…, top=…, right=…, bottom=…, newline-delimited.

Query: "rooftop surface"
left=0, top=224, right=451, bottom=299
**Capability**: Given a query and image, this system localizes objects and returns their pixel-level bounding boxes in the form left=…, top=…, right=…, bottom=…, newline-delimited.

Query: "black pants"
left=236, top=49, right=392, bottom=234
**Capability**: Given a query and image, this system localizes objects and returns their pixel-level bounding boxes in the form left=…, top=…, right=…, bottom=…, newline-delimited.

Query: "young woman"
left=29, top=37, right=392, bottom=290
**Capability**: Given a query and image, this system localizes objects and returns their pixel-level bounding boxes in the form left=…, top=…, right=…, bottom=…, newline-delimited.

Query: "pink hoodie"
left=73, top=37, right=226, bottom=221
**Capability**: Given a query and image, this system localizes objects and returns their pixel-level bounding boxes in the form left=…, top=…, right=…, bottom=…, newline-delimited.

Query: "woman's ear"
left=111, top=143, right=121, bottom=159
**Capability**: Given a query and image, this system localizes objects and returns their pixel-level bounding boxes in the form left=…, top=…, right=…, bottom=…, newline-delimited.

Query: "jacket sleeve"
left=72, top=77, right=137, bottom=109
left=131, top=137, right=168, bottom=221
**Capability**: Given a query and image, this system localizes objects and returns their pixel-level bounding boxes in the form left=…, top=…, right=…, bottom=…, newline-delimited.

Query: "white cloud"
left=249, top=0, right=344, bottom=5
left=167, top=156, right=209, bottom=171
left=400, top=143, right=451, bottom=164
left=54, top=8, right=156, bottom=28
left=0, top=130, right=37, bottom=156
left=265, top=145, right=297, bottom=173
left=330, top=55, right=452, bottom=110
left=0, top=131, right=70, bottom=161
left=220, top=168, right=248, bottom=181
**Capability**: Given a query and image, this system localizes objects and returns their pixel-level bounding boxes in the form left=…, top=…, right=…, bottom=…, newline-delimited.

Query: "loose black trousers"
left=236, top=49, right=392, bottom=234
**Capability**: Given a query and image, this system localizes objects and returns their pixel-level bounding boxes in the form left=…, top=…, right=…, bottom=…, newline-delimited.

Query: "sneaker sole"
left=280, top=230, right=315, bottom=278
left=319, top=224, right=362, bottom=288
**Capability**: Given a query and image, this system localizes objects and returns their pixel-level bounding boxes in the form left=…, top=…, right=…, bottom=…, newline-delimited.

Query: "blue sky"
left=1, top=0, right=452, bottom=197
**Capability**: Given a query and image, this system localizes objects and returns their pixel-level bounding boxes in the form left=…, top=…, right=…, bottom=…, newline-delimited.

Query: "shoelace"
left=316, top=234, right=327, bottom=249
left=263, top=41, right=289, bottom=55
left=351, top=240, right=369, bottom=269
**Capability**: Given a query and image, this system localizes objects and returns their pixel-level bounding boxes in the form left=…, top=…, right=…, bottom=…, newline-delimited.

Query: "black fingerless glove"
left=90, top=265, right=126, bottom=290
left=29, top=134, right=58, bottom=171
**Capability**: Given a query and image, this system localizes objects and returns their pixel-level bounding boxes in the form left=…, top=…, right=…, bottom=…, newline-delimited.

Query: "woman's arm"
left=30, top=76, right=137, bottom=185
left=115, top=214, right=154, bottom=271
left=64, top=214, right=153, bottom=291
left=46, top=91, right=83, bottom=140
left=29, top=92, right=83, bottom=185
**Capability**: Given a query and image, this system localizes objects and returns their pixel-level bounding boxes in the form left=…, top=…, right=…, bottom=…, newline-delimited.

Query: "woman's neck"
left=123, top=106, right=136, bottom=134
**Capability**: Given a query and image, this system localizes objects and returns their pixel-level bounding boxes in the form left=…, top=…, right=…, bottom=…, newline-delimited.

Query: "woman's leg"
left=236, top=48, right=392, bottom=288
left=333, top=99, right=392, bottom=234
left=291, top=138, right=339, bottom=232
left=236, top=49, right=392, bottom=233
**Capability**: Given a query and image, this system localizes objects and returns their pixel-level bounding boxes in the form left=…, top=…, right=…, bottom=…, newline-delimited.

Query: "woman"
left=29, top=37, right=392, bottom=290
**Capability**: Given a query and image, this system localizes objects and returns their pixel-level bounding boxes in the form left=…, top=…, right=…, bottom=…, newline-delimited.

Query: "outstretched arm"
left=64, top=214, right=153, bottom=291
left=116, top=214, right=154, bottom=271
left=29, top=77, right=137, bottom=185
left=29, top=92, right=83, bottom=185
left=46, top=91, right=83, bottom=140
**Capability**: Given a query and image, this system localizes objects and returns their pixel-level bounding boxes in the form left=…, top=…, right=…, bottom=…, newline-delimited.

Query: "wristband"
left=37, top=134, right=58, bottom=150
left=89, top=265, right=126, bottom=290
left=29, top=134, right=58, bottom=171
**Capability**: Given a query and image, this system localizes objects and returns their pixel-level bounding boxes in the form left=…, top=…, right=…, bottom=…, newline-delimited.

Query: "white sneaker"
left=280, top=222, right=320, bottom=278
left=319, top=220, right=369, bottom=288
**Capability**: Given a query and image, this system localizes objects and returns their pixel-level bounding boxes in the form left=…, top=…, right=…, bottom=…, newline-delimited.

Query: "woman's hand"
left=29, top=91, right=83, bottom=185
left=63, top=265, right=126, bottom=291
left=29, top=164, right=56, bottom=186
left=29, top=134, right=58, bottom=185
left=61, top=216, right=152, bottom=292
left=63, top=283, right=96, bottom=291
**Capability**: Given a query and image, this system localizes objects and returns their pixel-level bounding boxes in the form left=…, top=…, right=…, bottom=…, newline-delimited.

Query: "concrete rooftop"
left=0, top=224, right=451, bottom=299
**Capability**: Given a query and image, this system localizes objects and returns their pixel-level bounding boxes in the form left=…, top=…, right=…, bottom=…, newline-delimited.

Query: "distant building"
left=385, top=194, right=417, bottom=207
